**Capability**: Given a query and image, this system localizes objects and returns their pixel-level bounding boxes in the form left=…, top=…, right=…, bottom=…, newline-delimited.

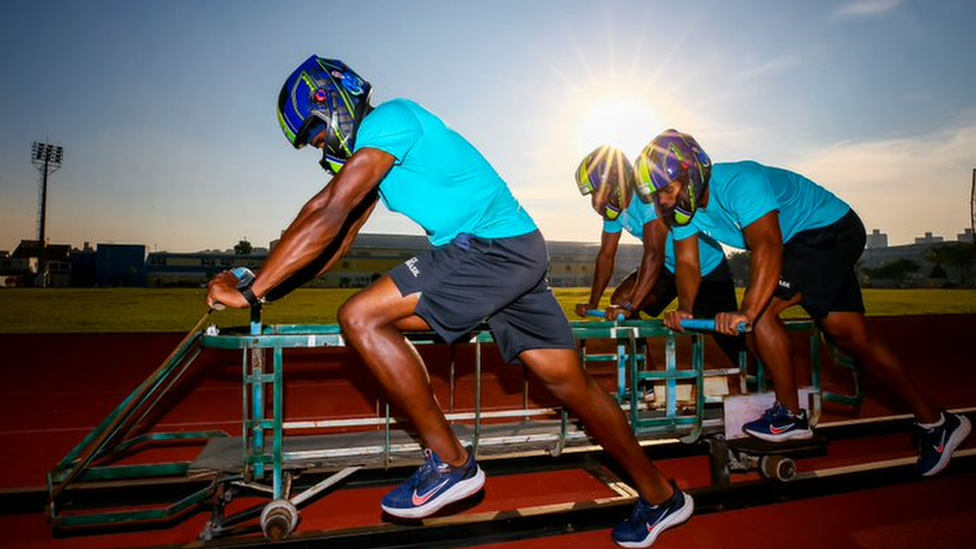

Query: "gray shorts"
left=390, top=230, right=577, bottom=363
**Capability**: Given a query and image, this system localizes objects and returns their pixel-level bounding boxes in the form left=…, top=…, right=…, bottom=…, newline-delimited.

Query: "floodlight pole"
left=31, top=141, right=64, bottom=287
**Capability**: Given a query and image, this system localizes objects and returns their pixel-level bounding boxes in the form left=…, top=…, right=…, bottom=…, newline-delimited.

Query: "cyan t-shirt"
left=354, top=99, right=536, bottom=246
left=603, top=196, right=726, bottom=275
left=672, top=161, right=851, bottom=249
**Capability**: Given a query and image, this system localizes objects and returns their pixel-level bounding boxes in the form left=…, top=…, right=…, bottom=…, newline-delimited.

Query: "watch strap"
left=240, top=285, right=264, bottom=308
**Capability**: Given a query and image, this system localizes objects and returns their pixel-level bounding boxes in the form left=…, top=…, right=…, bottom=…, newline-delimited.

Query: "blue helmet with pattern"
left=575, top=145, right=635, bottom=221
left=634, top=129, right=711, bottom=226
left=277, top=55, right=372, bottom=174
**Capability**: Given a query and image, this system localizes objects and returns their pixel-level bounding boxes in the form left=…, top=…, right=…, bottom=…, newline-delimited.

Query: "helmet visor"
left=296, top=118, right=328, bottom=149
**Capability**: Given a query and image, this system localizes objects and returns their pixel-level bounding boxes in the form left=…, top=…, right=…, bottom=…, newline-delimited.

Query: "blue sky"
left=2, top=0, right=975, bottom=253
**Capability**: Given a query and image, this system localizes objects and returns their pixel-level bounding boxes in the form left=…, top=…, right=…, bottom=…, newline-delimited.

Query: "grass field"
left=2, top=287, right=976, bottom=334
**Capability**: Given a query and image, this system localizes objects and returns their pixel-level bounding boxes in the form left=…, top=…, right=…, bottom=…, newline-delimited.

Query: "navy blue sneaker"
left=742, top=402, right=813, bottom=442
left=612, top=485, right=693, bottom=548
left=381, top=447, right=485, bottom=519
left=914, top=412, right=971, bottom=477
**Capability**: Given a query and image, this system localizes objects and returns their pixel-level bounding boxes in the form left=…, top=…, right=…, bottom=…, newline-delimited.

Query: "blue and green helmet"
left=575, top=145, right=635, bottom=221
left=277, top=55, right=372, bottom=174
left=634, top=130, right=712, bottom=226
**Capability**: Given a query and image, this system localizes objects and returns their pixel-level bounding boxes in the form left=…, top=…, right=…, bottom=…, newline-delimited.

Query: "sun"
left=576, top=95, right=663, bottom=162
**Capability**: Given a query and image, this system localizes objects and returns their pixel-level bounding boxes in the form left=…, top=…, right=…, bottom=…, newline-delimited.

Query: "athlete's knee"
left=822, top=314, right=870, bottom=351
left=752, top=310, right=783, bottom=335
left=546, top=369, right=595, bottom=406
left=338, top=296, right=375, bottom=337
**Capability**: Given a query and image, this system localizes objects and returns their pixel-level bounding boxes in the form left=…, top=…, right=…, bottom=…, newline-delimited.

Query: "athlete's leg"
left=820, top=311, right=940, bottom=423
left=692, top=263, right=747, bottom=369
left=751, top=293, right=804, bottom=413
left=338, top=275, right=467, bottom=466
left=519, top=348, right=674, bottom=504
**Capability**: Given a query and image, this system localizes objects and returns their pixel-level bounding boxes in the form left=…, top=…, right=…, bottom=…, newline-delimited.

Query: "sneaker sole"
left=922, top=415, right=972, bottom=477
left=743, top=427, right=814, bottom=443
left=381, top=466, right=486, bottom=519
left=614, top=493, right=695, bottom=548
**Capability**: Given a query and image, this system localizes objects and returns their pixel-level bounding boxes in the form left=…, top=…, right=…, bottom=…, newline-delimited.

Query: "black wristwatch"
left=238, top=282, right=265, bottom=308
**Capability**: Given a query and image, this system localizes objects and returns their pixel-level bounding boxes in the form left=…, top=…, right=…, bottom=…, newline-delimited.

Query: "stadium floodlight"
left=31, top=141, right=65, bottom=287
left=32, top=142, right=64, bottom=167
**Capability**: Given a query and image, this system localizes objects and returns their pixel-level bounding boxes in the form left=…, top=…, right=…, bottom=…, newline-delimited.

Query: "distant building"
left=860, top=229, right=975, bottom=288
left=958, top=228, right=975, bottom=244
left=146, top=250, right=265, bottom=287
left=152, top=232, right=648, bottom=290
left=95, top=244, right=147, bottom=287
left=865, top=229, right=888, bottom=249
left=914, top=231, right=943, bottom=245
left=10, top=240, right=72, bottom=287
left=71, top=242, right=97, bottom=287
left=0, top=249, right=29, bottom=287
left=546, top=240, right=642, bottom=287
left=317, top=233, right=429, bottom=288
left=548, top=241, right=599, bottom=287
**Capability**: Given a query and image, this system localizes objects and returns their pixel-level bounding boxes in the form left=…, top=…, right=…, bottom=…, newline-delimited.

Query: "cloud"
left=790, top=114, right=976, bottom=244
left=835, top=0, right=906, bottom=18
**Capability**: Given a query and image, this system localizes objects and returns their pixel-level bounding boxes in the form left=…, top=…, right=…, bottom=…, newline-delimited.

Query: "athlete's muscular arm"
left=628, top=218, right=669, bottom=311
left=664, top=235, right=700, bottom=332
left=577, top=230, right=621, bottom=317
left=257, top=192, right=380, bottom=303
left=254, top=148, right=393, bottom=295
left=737, top=211, right=784, bottom=324
left=312, top=193, right=379, bottom=277
left=207, top=148, right=394, bottom=309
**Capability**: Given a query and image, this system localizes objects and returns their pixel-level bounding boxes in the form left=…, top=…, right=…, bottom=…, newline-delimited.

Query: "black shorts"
left=640, top=258, right=739, bottom=319
left=389, top=230, right=577, bottom=363
left=774, top=209, right=866, bottom=321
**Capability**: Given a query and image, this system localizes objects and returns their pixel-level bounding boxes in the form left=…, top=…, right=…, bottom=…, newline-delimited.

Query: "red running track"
left=1, top=314, right=974, bottom=548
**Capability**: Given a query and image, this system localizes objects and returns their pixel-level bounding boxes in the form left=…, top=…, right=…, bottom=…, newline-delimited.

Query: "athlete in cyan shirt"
left=636, top=130, right=969, bottom=477
left=207, top=56, right=692, bottom=547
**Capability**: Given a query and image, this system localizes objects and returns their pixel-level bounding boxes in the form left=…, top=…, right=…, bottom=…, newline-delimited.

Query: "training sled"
left=46, top=309, right=859, bottom=541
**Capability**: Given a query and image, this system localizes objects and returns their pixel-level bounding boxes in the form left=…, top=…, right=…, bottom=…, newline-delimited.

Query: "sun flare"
left=576, top=96, right=663, bottom=162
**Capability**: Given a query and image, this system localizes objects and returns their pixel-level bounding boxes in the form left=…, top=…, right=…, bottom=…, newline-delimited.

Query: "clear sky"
left=2, top=0, right=975, bottom=253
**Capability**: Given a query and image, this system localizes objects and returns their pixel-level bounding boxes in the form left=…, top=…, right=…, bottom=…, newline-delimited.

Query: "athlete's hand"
left=715, top=311, right=751, bottom=336
left=664, top=309, right=693, bottom=332
left=575, top=303, right=593, bottom=318
left=207, top=271, right=248, bottom=310
left=605, top=304, right=637, bottom=321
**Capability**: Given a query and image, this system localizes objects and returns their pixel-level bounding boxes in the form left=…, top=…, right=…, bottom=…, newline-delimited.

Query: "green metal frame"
left=48, top=329, right=229, bottom=528
left=574, top=321, right=712, bottom=441
left=748, top=321, right=864, bottom=423
left=206, top=319, right=746, bottom=507
left=48, top=315, right=862, bottom=535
